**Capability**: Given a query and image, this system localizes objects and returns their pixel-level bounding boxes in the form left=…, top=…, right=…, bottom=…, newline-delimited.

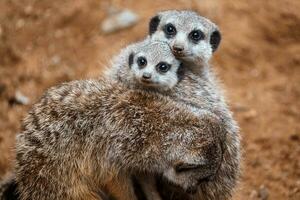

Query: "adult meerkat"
left=108, top=10, right=241, bottom=200
left=5, top=41, right=225, bottom=200
left=150, top=10, right=240, bottom=200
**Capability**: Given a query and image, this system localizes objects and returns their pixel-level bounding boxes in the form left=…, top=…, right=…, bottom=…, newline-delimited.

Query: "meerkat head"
left=127, top=41, right=183, bottom=91
left=148, top=10, right=221, bottom=65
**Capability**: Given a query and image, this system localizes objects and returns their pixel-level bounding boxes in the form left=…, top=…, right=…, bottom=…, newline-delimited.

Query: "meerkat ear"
left=149, top=15, right=161, bottom=35
left=128, top=52, right=134, bottom=68
left=210, top=30, right=221, bottom=52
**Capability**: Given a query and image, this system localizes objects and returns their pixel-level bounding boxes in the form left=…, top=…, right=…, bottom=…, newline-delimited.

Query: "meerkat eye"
left=164, top=23, right=177, bottom=37
left=137, top=57, right=147, bottom=68
left=189, top=30, right=205, bottom=42
left=156, top=62, right=171, bottom=73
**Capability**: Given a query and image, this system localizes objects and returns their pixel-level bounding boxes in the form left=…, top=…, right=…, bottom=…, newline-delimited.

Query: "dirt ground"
left=0, top=0, right=299, bottom=199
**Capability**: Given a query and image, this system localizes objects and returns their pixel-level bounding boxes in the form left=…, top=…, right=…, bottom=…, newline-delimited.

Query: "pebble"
left=101, top=9, right=139, bottom=34
left=14, top=91, right=30, bottom=105
left=51, top=55, right=61, bottom=65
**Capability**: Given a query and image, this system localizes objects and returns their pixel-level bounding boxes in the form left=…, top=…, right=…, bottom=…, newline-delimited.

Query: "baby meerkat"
left=5, top=41, right=226, bottom=200
left=108, top=10, right=241, bottom=200
left=117, top=40, right=183, bottom=91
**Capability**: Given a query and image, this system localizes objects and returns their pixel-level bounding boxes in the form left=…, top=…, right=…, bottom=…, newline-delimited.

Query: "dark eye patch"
left=137, top=56, right=147, bottom=68
left=156, top=62, right=171, bottom=73
left=149, top=15, right=160, bottom=35
left=163, top=23, right=177, bottom=38
left=128, top=52, right=134, bottom=68
left=189, top=29, right=205, bottom=43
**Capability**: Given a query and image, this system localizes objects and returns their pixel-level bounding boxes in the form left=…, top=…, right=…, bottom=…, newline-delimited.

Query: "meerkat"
left=5, top=41, right=226, bottom=200
left=107, top=10, right=241, bottom=200
left=112, top=40, right=183, bottom=91
left=149, top=10, right=241, bottom=200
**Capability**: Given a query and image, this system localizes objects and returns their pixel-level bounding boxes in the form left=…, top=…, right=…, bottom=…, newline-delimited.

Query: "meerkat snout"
left=173, top=45, right=184, bottom=51
left=172, top=44, right=184, bottom=56
left=142, top=72, right=152, bottom=80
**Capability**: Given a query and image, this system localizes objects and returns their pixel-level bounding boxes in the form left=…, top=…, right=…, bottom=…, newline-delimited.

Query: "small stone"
left=258, top=185, right=269, bottom=200
left=14, top=91, right=30, bottom=105
left=51, top=55, right=61, bottom=65
left=101, top=9, right=139, bottom=34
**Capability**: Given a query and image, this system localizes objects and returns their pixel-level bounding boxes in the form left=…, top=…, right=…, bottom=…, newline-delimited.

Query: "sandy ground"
left=0, top=0, right=299, bottom=199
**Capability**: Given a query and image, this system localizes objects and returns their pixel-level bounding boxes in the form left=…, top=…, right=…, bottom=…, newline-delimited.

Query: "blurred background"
left=0, top=0, right=299, bottom=199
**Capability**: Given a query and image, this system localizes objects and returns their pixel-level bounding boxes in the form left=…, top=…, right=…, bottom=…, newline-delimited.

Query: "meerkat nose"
left=142, top=72, right=152, bottom=79
left=173, top=45, right=184, bottom=52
